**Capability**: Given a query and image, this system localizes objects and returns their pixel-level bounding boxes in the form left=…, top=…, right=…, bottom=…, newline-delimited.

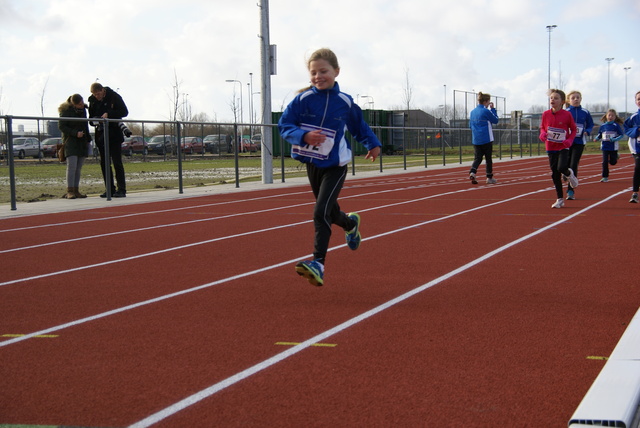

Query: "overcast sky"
left=1, top=0, right=639, bottom=126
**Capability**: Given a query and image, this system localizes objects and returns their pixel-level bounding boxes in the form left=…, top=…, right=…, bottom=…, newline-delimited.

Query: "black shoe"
left=100, top=189, right=117, bottom=198
left=113, top=190, right=127, bottom=198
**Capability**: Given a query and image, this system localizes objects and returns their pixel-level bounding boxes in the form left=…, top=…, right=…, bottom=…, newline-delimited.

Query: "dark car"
left=147, top=135, right=176, bottom=155
left=12, top=137, right=42, bottom=159
left=121, top=136, right=148, bottom=156
left=203, top=134, right=230, bottom=154
left=42, top=137, right=62, bottom=158
left=181, top=137, right=205, bottom=155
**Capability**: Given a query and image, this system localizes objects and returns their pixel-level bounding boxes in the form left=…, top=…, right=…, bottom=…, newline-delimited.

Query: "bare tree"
left=402, top=66, right=413, bottom=112
left=40, top=75, right=49, bottom=117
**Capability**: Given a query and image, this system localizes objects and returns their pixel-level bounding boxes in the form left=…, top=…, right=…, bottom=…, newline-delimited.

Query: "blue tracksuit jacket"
left=566, top=105, right=594, bottom=145
left=624, top=110, right=640, bottom=154
left=469, top=104, right=499, bottom=145
left=278, top=82, right=381, bottom=168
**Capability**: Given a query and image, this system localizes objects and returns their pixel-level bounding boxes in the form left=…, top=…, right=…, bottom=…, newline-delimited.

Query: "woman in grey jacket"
left=58, top=94, right=91, bottom=199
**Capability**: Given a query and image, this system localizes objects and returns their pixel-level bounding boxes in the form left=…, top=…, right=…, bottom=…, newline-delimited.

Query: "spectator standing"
left=58, top=94, right=91, bottom=199
left=88, top=82, right=128, bottom=198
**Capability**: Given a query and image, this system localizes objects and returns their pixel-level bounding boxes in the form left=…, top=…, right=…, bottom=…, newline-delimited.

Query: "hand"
left=539, top=131, right=547, bottom=142
left=365, top=146, right=381, bottom=162
left=77, top=131, right=84, bottom=138
left=101, top=113, right=109, bottom=119
left=303, top=130, right=324, bottom=146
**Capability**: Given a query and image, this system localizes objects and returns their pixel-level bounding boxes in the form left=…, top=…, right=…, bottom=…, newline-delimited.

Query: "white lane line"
left=128, top=188, right=628, bottom=428
left=0, top=186, right=557, bottom=341
left=0, top=185, right=543, bottom=287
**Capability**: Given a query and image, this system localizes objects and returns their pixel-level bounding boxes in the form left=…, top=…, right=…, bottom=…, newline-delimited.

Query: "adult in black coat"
left=88, top=82, right=129, bottom=197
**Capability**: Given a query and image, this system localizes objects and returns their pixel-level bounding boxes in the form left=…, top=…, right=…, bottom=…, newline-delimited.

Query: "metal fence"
left=1, top=115, right=543, bottom=210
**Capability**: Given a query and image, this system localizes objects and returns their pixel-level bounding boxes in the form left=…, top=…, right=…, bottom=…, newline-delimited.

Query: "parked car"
left=12, top=137, right=42, bottom=159
left=180, top=137, right=205, bottom=155
left=240, top=137, right=258, bottom=153
left=147, top=135, right=176, bottom=155
left=121, top=135, right=148, bottom=156
left=203, top=134, right=230, bottom=154
left=42, top=137, right=62, bottom=158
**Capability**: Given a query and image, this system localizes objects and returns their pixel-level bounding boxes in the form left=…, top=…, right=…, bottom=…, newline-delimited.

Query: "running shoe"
left=469, top=173, right=478, bottom=184
left=486, top=177, right=497, bottom=184
left=295, top=260, right=324, bottom=286
left=566, top=168, right=579, bottom=188
left=600, top=177, right=608, bottom=183
left=567, top=189, right=575, bottom=200
left=345, top=212, right=361, bottom=250
left=630, top=193, right=639, bottom=204
left=551, top=198, right=565, bottom=209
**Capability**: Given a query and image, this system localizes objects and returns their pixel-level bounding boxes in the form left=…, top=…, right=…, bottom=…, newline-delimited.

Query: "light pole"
left=624, top=66, right=631, bottom=118
left=361, top=95, right=374, bottom=110
left=546, top=25, right=557, bottom=90
left=225, top=79, right=243, bottom=125
left=443, top=84, right=447, bottom=123
left=605, top=58, right=614, bottom=109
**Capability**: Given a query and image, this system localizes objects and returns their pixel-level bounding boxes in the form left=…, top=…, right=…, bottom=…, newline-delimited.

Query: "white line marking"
left=128, top=188, right=628, bottom=428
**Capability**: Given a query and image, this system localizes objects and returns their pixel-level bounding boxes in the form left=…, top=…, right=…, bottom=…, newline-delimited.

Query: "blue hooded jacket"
left=624, top=110, right=640, bottom=154
left=469, top=104, right=499, bottom=145
left=566, top=105, right=594, bottom=145
left=278, top=82, right=381, bottom=168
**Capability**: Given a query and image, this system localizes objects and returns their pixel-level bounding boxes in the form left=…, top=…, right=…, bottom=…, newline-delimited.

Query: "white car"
left=12, top=137, right=42, bottom=159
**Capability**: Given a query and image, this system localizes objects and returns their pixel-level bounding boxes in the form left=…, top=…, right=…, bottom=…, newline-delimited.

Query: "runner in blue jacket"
left=565, top=91, right=594, bottom=199
left=469, top=92, right=499, bottom=184
left=278, top=48, right=381, bottom=286
left=624, top=90, right=640, bottom=203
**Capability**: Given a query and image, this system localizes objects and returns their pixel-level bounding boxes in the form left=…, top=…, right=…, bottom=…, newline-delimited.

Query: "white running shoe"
left=600, top=177, right=608, bottom=183
left=469, top=173, right=478, bottom=184
left=486, top=177, right=497, bottom=184
left=551, top=198, right=565, bottom=209
left=566, top=168, right=579, bottom=188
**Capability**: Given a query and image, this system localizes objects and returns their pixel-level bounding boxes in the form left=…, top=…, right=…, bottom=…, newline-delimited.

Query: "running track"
left=1, top=154, right=639, bottom=427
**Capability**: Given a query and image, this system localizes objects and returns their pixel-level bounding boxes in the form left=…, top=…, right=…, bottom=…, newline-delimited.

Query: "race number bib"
left=292, top=124, right=336, bottom=160
left=576, top=124, right=584, bottom=136
left=547, top=127, right=567, bottom=143
left=602, top=131, right=616, bottom=142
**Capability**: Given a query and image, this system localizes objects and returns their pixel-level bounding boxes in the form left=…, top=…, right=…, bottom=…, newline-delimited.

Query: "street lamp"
left=624, top=66, right=632, bottom=118
left=361, top=95, right=374, bottom=110
left=546, top=25, right=557, bottom=90
left=443, top=84, right=447, bottom=122
left=225, top=79, right=243, bottom=124
left=605, top=58, right=614, bottom=109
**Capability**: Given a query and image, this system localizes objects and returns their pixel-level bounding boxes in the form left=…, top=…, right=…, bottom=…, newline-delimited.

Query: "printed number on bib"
left=547, top=127, right=567, bottom=143
left=292, top=124, right=336, bottom=160
left=576, top=124, right=584, bottom=136
left=602, top=131, right=617, bottom=142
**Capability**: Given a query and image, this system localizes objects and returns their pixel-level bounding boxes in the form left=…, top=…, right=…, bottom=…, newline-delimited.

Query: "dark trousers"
left=633, top=154, right=640, bottom=192
left=601, top=150, right=618, bottom=178
left=470, top=142, right=493, bottom=177
left=548, top=150, right=570, bottom=199
left=567, top=143, right=585, bottom=191
left=306, top=163, right=355, bottom=265
left=97, top=135, right=126, bottom=192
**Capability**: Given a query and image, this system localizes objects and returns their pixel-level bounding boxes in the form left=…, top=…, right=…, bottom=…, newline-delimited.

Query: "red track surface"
left=1, top=154, right=639, bottom=427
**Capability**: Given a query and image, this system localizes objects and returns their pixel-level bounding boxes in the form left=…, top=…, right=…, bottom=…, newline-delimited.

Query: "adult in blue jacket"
left=278, top=48, right=381, bottom=286
left=469, top=92, right=499, bottom=184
